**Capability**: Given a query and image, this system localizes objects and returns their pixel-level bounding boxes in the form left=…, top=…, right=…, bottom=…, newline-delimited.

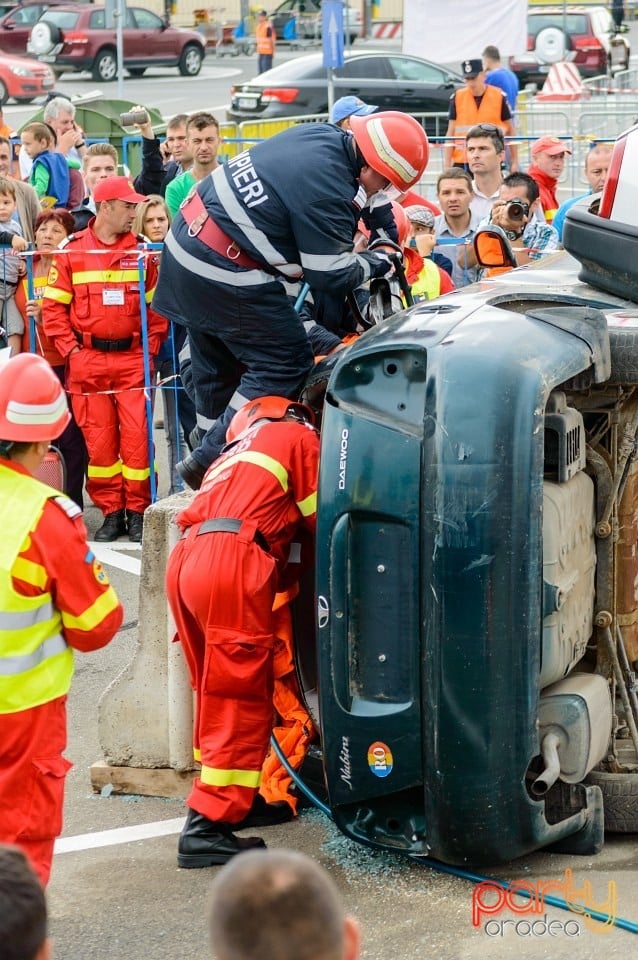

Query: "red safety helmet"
left=350, top=111, right=429, bottom=191
left=391, top=200, right=410, bottom=248
left=0, top=352, right=70, bottom=442
left=226, top=396, right=315, bottom=443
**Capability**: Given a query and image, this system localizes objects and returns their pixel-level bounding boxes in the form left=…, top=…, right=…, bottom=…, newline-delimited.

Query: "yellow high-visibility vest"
left=0, top=464, right=73, bottom=714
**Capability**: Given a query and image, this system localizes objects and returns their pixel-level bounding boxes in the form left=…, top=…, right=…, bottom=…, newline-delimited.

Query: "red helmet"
left=391, top=201, right=410, bottom=248
left=0, top=352, right=70, bottom=442
left=226, top=396, right=315, bottom=443
left=350, top=111, right=429, bottom=190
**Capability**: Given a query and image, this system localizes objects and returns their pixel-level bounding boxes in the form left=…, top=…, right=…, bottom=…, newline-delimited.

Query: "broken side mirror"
left=472, top=224, right=518, bottom=271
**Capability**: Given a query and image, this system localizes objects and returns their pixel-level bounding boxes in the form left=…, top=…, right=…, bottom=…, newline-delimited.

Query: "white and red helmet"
left=0, top=352, right=70, bottom=442
left=350, top=111, right=429, bottom=190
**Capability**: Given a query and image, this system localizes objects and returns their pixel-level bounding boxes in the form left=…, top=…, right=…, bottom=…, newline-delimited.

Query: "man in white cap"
left=331, top=96, right=377, bottom=129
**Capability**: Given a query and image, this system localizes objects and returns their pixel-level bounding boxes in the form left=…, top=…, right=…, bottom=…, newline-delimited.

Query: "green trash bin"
left=19, top=98, right=166, bottom=177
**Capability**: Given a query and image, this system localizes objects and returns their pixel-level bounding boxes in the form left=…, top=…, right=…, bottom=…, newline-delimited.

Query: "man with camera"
left=464, top=172, right=559, bottom=273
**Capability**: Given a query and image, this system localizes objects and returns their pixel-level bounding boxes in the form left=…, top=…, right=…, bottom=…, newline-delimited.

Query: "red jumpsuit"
left=42, top=224, right=167, bottom=515
left=165, top=418, right=319, bottom=825
left=0, top=459, right=123, bottom=885
left=527, top=164, right=560, bottom=224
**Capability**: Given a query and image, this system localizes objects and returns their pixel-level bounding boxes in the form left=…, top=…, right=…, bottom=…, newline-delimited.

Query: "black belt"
left=187, top=517, right=270, bottom=553
left=73, top=330, right=134, bottom=352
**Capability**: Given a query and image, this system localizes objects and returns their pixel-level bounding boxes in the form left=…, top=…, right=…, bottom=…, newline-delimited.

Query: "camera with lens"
left=119, top=110, right=149, bottom=127
left=506, top=197, right=530, bottom=221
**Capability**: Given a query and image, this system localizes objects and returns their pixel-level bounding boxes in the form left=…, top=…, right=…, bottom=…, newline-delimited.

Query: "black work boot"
left=177, top=808, right=266, bottom=868
left=94, top=509, right=126, bottom=542
left=176, top=454, right=207, bottom=491
left=233, top=794, right=294, bottom=830
left=126, top=510, right=144, bottom=543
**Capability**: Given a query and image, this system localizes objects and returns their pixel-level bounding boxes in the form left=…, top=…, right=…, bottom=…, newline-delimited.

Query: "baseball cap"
left=93, top=176, right=148, bottom=203
left=531, top=135, right=572, bottom=157
left=331, top=95, right=377, bottom=125
left=404, top=204, right=435, bottom=229
left=461, top=59, right=483, bottom=78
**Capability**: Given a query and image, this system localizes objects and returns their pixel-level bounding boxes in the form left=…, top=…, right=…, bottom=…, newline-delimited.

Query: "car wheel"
left=606, top=328, right=638, bottom=384
left=178, top=43, right=203, bottom=76
left=29, top=20, right=60, bottom=55
left=534, top=26, right=567, bottom=64
left=348, top=33, right=356, bottom=45
left=585, top=771, right=638, bottom=832
left=14, top=97, right=36, bottom=104
left=92, top=48, right=117, bottom=82
left=0, top=80, right=8, bottom=106
left=127, top=67, right=146, bottom=77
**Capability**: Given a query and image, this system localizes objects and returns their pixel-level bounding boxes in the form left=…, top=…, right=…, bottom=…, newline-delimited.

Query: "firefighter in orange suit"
left=256, top=8, right=275, bottom=73
left=444, top=59, right=517, bottom=171
left=42, top=176, right=167, bottom=544
left=0, top=352, right=123, bottom=886
left=165, top=395, right=319, bottom=867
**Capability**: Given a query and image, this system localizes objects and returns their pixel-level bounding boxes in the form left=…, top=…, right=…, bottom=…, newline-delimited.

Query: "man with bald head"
left=552, top=142, right=614, bottom=241
left=209, top=849, right=361, bottom=960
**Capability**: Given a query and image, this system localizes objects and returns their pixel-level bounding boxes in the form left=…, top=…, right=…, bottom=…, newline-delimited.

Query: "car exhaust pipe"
left=531, top=732, right=561, bottom=796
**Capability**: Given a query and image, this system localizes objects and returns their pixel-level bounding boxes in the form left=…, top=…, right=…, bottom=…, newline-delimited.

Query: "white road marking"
left=54, top=817, right=186, bottom=854
left=90, top=541, right=142, bottom=576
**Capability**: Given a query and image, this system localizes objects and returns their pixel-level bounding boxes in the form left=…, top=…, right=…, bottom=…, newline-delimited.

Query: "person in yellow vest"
left=256, top=9, right=276, bottom=74
left=444, top=59, right=518, bottom=172
left=0, top=352, right=123, bottom=886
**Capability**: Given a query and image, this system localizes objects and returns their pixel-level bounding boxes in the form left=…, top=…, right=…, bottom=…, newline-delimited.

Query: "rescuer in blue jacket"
left=152, top=111, right=429, bottom=489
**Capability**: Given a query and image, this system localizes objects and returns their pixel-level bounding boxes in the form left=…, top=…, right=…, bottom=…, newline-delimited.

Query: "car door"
left=127, top=7, right=171, bottom=63
left=387, top=56, right=459, bottom=121
left=332, top=55, right=395, bottom=108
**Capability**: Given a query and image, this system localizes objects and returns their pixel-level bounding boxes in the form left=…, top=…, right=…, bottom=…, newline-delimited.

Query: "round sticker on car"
left=367, top=741, right=393, bottom=778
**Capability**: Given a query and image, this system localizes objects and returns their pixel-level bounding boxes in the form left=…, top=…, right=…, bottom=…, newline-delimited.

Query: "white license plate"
left=237, top=96, right=258, bottom=109
left=39, top=55, right=56, bottom=62
left=539, top=64, right=550, bottom=73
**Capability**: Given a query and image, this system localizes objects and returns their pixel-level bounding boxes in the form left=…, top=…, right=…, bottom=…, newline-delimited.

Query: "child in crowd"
left=0, top=177, right=28, bottom=354
left=20, top=122, right=71, bottom=208
left=403, top=205, right=455, bottom=301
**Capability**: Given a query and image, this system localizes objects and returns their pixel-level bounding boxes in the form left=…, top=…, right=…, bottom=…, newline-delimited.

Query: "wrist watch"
left=505, top=228, right=524, bottom=241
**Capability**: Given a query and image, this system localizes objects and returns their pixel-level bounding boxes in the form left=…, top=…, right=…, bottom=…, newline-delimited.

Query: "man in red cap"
left=42, top=176, right=168, bottom=542
left=527, top=135, right=571, bottom=224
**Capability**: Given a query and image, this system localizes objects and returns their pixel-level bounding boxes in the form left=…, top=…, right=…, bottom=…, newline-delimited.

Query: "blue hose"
left=270, top=734, right=638, bottom=934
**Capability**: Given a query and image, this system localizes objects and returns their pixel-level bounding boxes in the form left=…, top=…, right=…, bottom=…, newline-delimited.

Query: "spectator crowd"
left=0, top=56, right=596, bottom=522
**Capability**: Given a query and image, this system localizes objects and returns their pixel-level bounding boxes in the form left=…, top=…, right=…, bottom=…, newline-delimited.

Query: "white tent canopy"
left=403, top=0, right=528, bottom=64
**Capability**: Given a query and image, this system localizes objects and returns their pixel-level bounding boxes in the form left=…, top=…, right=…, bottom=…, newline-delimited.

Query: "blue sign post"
left=322, top=0, right=344, bottom=119
left=322, top=0, right=344, bottom=67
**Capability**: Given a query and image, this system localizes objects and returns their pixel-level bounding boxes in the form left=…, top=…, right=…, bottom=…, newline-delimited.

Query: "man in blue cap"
left=331, top=96, right=377, bottom=129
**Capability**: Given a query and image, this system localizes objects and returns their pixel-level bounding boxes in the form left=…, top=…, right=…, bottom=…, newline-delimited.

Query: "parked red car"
left=0, top=49, right=54, bottom=102
left=0, top=0, right=79, bottom=55
left=27, top=4, right=206, bottom=81
left=510, top=5, right=630, bottom=88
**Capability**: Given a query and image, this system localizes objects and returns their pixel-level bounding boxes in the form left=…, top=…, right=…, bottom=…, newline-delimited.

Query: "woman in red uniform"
left=166, top=395, right=319, bottom=867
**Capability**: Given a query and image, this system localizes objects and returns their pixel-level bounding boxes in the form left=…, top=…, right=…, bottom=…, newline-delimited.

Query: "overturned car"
left=308, top=124, right=638, bottom=865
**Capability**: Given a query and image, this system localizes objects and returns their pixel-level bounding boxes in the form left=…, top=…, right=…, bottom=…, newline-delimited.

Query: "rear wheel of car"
left=15, top=97, right=36, bottom=104
left=606, top=328, right=638, bottom=384
left=127, top=67, right=146, bottom=77
left=92, top=48, right=117, bottom=82
left=29, top=19, right=60, bottom=55
left=534, top=26, right=567, bottom=64
left=585, top=771, right=638, bottom=832
left=0, top=80, right=8, bottom=106
left=178, top=43, right=203, bottom=76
